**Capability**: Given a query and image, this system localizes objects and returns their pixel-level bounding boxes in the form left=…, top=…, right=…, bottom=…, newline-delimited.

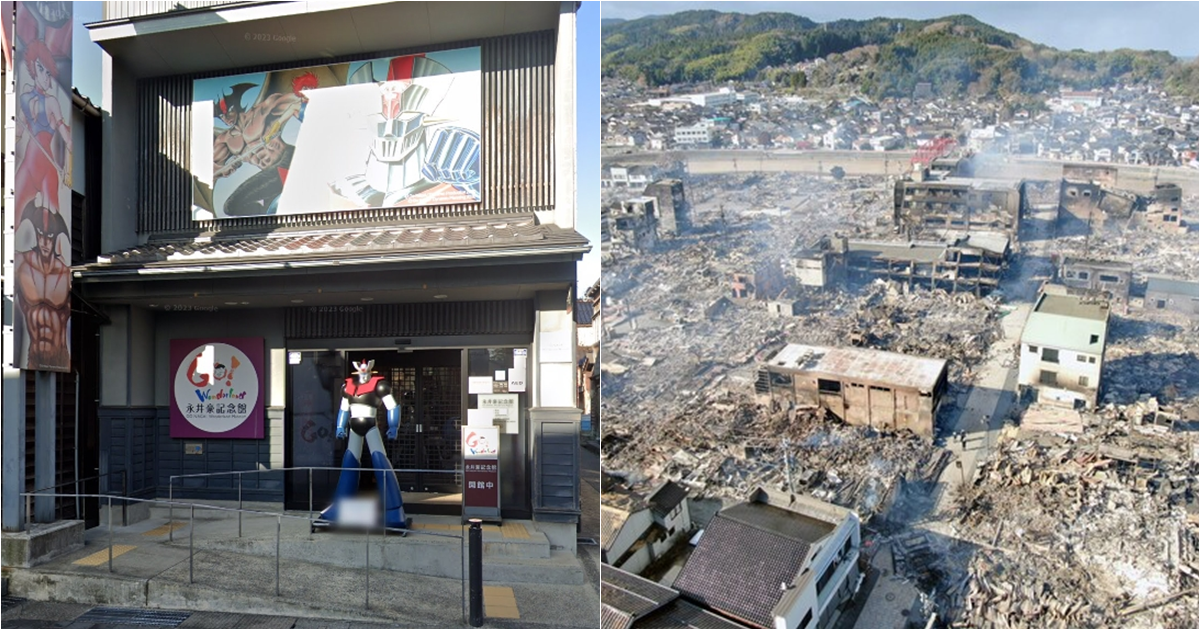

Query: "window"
left=799, top=609, right=813, bottom=629
left=1156, top=300, right=1167, bottom=309
left=1077, top=271, right=1090, bottom=280
left=818, top=379, right=842, bottom=394
left=1065, top=270, right=1076, bottom=278
left=1089, top=334, right=1099, bottom=344
left=770, top=372, right=793, bottom=387
left=1099, top=274, right=1120, bottom=283
left=1077, top=354, right=1087, bottom=363
left=1039, top=370, right=1057, bottom=386
left=1089, top=356, right=1097, bottom=364
left=1042, top=348, right=1060, bottom=363
left=816, top=559, right=838, bottom=594
left=1028, top=345, right=1039, bottom=354
left=1079, top=376, right=1089, bottom=387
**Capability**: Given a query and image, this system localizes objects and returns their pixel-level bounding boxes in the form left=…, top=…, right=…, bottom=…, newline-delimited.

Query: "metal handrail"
left=24, top=470, right=128, bottom=529
left=18, top=489, right=469, bottom=623
left=167, top=466, right=463, bottom=540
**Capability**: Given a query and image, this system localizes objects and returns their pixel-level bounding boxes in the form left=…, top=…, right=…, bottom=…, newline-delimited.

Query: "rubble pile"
left=602, top=392, right=951, bottom=520
left=1052, top=222, right=1200, bottom=280
left=946, top=428, right=1198, bottom=628
left=1103, top=316, right=1199, bottom=406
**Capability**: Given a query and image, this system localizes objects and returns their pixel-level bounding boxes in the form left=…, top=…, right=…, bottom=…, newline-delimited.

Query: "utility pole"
left=781, top=438, right=795, bottom=494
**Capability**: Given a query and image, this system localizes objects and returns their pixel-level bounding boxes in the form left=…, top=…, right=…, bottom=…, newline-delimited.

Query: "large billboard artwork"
left=12, top=0, right=73, bottom=372
left=191, top=47, right=481, bottom=220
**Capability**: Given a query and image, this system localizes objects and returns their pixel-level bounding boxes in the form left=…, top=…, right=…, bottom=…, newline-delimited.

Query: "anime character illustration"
left=315, top=360, right=409, bottom=531
left=210, top=81, right=304, bottom=216
left=14, top=198, right=71, bottom=371
left=330, top=54, right=481, bottom=208
left=12, top=2, right=73, bottom=372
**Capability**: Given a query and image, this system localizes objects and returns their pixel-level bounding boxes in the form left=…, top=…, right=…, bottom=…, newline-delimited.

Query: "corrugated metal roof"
left=766, top=344, right=946, bottom=392
left=1146, top=276, right=1199, bottom=298
left=1022, top=294, right=1109, bottom=353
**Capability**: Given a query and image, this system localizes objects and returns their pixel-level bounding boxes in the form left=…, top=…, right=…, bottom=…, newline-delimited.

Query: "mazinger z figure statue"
left=315, top=359, right=408, bottom=530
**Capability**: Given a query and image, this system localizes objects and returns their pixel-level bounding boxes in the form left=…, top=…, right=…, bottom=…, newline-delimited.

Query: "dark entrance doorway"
left=285, top=348, right=463, bottom=515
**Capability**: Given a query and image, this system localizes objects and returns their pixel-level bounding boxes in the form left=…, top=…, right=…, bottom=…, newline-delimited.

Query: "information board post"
left=461, top=425, right=500, bottom=523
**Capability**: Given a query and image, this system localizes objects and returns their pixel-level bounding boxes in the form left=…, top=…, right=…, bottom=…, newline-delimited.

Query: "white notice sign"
left=509, top=349, right=527, bottom=392
left=479, top=393, right=519, bottom=434
left=468, top=376, right=493, bottom=394
left=539, top=330, right=573, bottom=363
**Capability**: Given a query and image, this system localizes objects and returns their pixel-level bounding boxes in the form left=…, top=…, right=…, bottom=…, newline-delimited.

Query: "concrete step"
left=5, top=538, right=591, bottom=625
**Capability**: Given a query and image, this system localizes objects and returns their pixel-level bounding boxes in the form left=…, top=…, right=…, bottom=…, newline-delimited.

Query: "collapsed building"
left=1057, top=257, right=1133, bottom=306
left=1058, top=179, right=1141, bottom=233
left=893, top=177, right=1026, bottom=248
left=643, top=178, right=690, bottom=236
left=730, top=262, right=787, bottom=302
left=607, top=196, right=660, bottom=253
left=1138, top=183, right=1187, bottom=233
left=796, top=232, right=1010, bottom=296
left=756, top=343, right=949, bottom=438
left=1018, top=288, right=1110, bottom=409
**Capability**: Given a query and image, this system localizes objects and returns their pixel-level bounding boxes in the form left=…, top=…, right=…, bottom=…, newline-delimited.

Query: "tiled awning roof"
left=76, top=215, right=589, bottom=276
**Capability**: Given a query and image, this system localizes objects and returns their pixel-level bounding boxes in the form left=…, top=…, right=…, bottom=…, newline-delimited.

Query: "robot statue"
left=315, top=359, right=408, bottom=530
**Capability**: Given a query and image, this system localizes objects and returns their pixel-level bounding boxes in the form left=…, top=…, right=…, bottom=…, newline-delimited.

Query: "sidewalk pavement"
left=4, top=505, right=598, bottom=629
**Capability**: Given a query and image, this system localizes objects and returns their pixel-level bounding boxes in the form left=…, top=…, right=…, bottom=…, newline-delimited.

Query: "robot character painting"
left=315, top=360, right=409, bottom=531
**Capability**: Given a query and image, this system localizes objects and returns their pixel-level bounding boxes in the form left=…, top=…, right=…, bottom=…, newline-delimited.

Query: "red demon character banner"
left=170, top=338, right=265, bottom=439
left=11, top=0, right=72, bottom=372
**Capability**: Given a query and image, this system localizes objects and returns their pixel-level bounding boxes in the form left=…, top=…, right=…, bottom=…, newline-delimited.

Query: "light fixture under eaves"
left=433, top=294, right=448, bottom=299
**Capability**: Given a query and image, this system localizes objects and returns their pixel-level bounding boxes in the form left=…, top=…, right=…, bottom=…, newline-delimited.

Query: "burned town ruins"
left=601, top=148, right=1198, bottom=628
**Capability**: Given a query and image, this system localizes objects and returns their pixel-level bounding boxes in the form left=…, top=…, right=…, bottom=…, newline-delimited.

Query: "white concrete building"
left=1018, top=289, right=1110, bottom=409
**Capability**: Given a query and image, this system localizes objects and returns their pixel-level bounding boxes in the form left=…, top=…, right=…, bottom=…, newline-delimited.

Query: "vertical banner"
left=11, top=0, right=72, bottom=372
left=170, top=338, right=265, bottom=439
left=462, top=425, right=500, bottom=521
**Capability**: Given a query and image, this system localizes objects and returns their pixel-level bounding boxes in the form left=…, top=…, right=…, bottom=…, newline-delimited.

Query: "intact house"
left=672, top=488, right=863, bottom=629
left=1018, top=288, right=1110, bottom=410
left=1144, top=276, right=1200, bottom=321
left=755, top=344, right=948, bottom=439
left=601, top=480, right=692, bottom=575
left=601, top=565, right=745, bottom=629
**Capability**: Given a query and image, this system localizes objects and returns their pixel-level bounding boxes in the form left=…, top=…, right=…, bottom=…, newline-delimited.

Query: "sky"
left=69, top=1, right=602, bottom=292
left=600, top=1, right=1200, bottom=58
left=577, top=1, right=601, bottom=293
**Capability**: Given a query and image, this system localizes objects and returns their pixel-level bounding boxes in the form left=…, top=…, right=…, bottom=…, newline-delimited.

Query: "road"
left=604, top=149, right=1199, bottom=195
left=929, top=200, right=1059, bottom=516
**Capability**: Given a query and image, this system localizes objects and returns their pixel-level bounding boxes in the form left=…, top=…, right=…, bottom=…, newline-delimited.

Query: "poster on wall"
left=170, top=338, right=265, bottom=439
left=11, top=0, right=72, bottom=372
left=191, top=47, right=481, bottom=220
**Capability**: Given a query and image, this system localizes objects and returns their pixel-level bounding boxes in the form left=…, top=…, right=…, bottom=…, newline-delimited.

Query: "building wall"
left=894, top=180, right=1023, bottom=244
left=1017, top=343, right=1102, bottom=408
left=1059, top=263, right=1131, bottom=301
left=776, top=515, right=862, bottom=630
left=764, top=367, right=941, bottom=438
left=606, top=508, right=654, bottom=569
left=128, top=30, right=561, bottom=239
left=1145, top=289, right=1200, bottom=320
